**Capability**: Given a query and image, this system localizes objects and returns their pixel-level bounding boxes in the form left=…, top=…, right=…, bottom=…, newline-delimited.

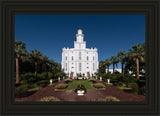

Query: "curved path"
left=15, top=79, right=145, bottom=102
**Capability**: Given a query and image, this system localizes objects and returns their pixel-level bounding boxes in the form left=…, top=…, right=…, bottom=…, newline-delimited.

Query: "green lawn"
left=66, top=79, right=96, bottom=90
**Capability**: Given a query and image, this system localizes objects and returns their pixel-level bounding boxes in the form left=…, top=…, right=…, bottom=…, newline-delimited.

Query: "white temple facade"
left=61, top=27, right=98, bottom=78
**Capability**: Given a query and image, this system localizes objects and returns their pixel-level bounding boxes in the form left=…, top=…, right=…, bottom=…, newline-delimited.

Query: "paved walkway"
left=15, top=79, right=145, bottom=102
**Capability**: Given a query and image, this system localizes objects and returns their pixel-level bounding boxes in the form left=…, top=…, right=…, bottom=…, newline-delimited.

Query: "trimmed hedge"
left=64, top=79, right=73, bottom=84
left=55, top=83, right=68, bottom=89
left=128, top=83, right=138, bottom=94
left=88, top=79, right=97, bottom=83
left=93, top=83, right=105, bottom=89
left=15, top=84, right=28, bottom=97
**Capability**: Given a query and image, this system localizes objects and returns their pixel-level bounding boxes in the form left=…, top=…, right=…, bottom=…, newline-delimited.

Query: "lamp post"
left=100, top=77, right=102, bottom=81
left=50, top=79, right=53, bottom=85
left=107, top=79, right=110, bottom=84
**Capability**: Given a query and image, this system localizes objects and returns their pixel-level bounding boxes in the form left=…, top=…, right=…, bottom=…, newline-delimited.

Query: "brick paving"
left=15, top=79, right=145, bottom=102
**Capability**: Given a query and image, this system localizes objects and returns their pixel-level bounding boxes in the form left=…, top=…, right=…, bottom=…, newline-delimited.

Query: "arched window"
left=66, top=57, right=67, bottom=60
left=72, top=56, right=73, bottom=61
left=87, top=56, right=89, bottom=61
left=93, top=57, right=94, bottom=60
left=79, top=63, right=81, bottom=71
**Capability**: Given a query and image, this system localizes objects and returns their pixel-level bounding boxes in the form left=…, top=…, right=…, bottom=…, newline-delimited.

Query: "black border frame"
left=0, top=0, right=159, bottom=115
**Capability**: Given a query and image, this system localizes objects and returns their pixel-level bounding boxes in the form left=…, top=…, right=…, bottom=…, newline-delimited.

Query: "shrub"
left=55, top=83, right=68, bottom=89
left=28, top=83, right=38, bottom=89
left=20, top=72, right=35, bottom=83
left=93, top=83, right=105, bottom=89
left=39, top=96, right=60, bottom=101
left=127, top=76, right=137, bottom=83
left=28, top=87, right=40, bottom=92
left=88, top=79, right=97, bottom=83
left=137, top=80, right=146, bottom=88
left=15, top=84, right=28, bottom=97
left=48, top=72, right=53, bottom=79
left=117, top=86, right=126, bottom=89
left=64, top=79, right=72, bottom=84
left=36, top=80, right=49, bottom=87
left=106, top=72, right=112, bottom=79
left=95, top=96, right=120, bottom=102
left=37, top=72, right=48, bottom=80
left=28, top=77, right=37, bottom=83
left=138, top=86, right=146, bottom=95
left=128, top=83, right=138, bottom=94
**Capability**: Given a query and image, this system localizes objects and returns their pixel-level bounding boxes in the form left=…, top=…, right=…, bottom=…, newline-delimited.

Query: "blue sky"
left=15, top=15, right=145, bottom=68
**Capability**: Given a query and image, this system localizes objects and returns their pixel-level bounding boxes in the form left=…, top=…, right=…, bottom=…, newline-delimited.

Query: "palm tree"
left=29, top=49, right=42, bottom=78
left=117, top=50, right=126, bottom=73
left=41, top=55, right=49, bottom=72
left=48, top=59, right=55, bottom=72
left=128, top=43, right=145, bottom=80
left=99, top=60, right=106, bottom=74
left=15, top=41, right=27, bottom=84
left=110, top=56, right=118, bottom=73
left=105, top=59, right=111, bottom=73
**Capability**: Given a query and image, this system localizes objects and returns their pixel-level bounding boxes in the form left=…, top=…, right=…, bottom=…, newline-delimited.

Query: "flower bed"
left=75, top=84, right=87, bottom=95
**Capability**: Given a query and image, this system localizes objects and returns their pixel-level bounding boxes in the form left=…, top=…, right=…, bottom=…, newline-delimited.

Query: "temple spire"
left=76, top=26, right=84, bottom=42
left=79, top=25, right=81, bottom=30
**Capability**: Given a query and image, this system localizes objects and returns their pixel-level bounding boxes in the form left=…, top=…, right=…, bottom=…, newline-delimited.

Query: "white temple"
left=61, top=27, right=98, bottom=78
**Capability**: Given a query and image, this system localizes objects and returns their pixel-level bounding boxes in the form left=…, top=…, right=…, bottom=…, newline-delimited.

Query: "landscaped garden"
left=66, top=79, right=96, bottom=90
left=14, top=40, right=146, bottom=102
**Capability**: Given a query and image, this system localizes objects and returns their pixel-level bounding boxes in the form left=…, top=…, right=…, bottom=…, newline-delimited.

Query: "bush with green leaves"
left=15, top=84, right=28, bottom=97
left=20, top=72, right=35, bottom=83
left=88, top=79, right=97, bottom=83
left=128, top=83, right=138, bottom=94
left=28, top=83, right=38, bottom=89
left=55, top=83, right=68, bottom=89
left=93, top=83, right=105, bottom=89
left=36, top=80, right=49, bottom=87
left=39, top=96, right=60, bottom=101
left=37, top=72, right=48, bottom=80
left=64, top=79, right=72, bottom=84
left=138, top=86, right=146, bottom=95
left=48, top=72, right=53, bottom=79
left=28, top=87, right=40, bottom=92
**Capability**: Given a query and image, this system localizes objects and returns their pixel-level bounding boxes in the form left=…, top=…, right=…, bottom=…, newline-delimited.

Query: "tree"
left=110, top=56, right=118, bottom=73
left=40, top=55, right=49, bottom=72
left=105, top=58, right=112, bottom=73
left=117, top=50, right=126, bottom=73
left=48, top=59, right=55, bottom=72
left=128, top=43, right=145, bottom=80
left=99, top=60, right=106, bottom=74
left=15, top=41, right=27, bottom=84
left=29, top=49, right=42, bottom=78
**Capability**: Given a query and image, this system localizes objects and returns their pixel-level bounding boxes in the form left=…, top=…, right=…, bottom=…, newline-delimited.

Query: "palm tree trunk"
left=113, top=64, right=115, bottom=73
left=16, top=57, right=19, bottom=84
left=35, top=62, right=38, bottom=78
left=107, top=66, right=109, bottom=73
left=136, top=58, right=139, bottom=80
left=122, top=63, right=124, bottom=73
